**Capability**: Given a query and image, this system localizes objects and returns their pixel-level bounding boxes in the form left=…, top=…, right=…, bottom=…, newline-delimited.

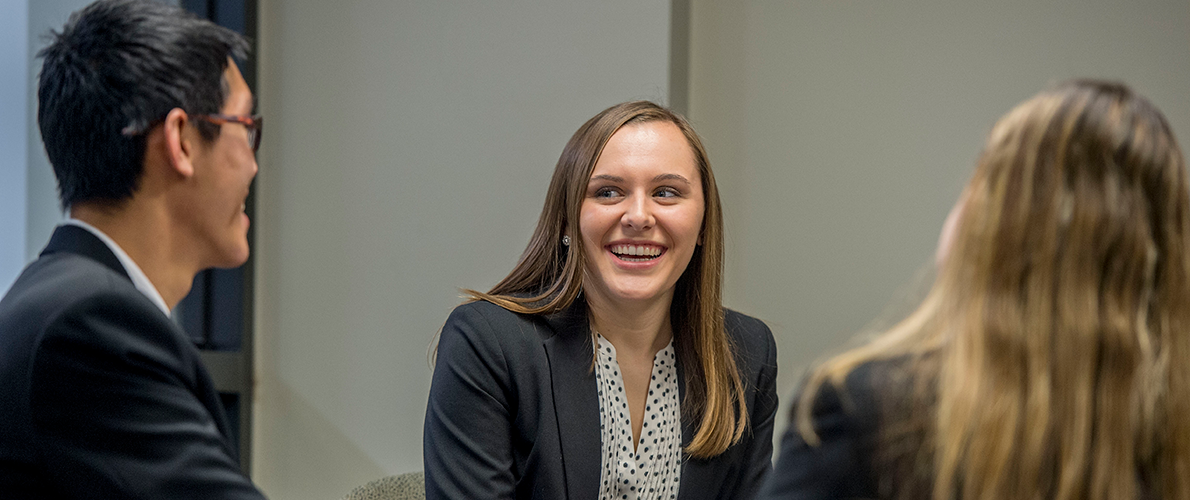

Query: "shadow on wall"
left=253, top=375, right=389, bottom=500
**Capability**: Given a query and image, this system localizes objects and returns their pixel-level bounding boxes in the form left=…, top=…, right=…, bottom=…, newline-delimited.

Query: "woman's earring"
left=562, top=235, right=571, bottom=246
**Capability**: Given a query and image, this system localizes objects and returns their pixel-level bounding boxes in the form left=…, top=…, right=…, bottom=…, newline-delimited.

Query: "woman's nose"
left=621, top=195, right=655, bottom=231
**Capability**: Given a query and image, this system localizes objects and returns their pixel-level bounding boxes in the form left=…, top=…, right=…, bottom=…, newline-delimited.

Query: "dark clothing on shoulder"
left=0, top=226, right=266, bottom=499
left=758, top=359, right=924, bottom=500
left=424, top=299, right=779, bottom=500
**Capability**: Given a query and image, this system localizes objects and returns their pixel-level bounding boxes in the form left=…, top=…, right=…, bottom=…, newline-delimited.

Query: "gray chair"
left=340, top=471, right=425, bottom=500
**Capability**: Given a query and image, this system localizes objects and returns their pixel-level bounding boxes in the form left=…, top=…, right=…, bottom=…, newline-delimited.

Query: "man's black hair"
left=37, top=0, right=250, bottom=210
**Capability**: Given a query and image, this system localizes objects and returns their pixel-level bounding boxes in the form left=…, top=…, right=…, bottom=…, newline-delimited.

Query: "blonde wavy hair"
left=798, top=80, right=1190, bottom=500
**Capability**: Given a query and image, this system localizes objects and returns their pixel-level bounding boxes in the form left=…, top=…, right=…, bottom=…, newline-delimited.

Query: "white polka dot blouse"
left=594, top=334, right=682, bottom=500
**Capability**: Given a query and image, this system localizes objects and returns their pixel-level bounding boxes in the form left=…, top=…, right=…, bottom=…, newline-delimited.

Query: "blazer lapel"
left=41, top=224, right=131, bottom=280
left=543, top=301, right=600, bottom=500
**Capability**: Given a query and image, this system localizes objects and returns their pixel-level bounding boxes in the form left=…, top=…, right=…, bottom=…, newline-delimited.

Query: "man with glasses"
left=0, top=0, right=267, bottom=497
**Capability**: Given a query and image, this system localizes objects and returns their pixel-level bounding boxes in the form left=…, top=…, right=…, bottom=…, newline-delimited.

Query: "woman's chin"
left=590, top=283, right=673, bottom=308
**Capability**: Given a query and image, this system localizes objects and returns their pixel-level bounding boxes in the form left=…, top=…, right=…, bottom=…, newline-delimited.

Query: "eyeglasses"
left=194, top=113, right=263, bottom=152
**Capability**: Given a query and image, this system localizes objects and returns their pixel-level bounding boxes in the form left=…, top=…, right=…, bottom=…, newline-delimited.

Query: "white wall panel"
left=1, top=0, right=29, bottom=293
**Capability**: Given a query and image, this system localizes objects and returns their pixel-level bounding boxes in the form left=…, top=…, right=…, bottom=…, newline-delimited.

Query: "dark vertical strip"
left=219, top=393, right=241, bottom=456
left=201, top=268, right=214, bottom=346
left=180, top=0, right=212, bottom=19
left=240, top=0, right=258, bottom=90
left=177, top=270, right=209, bottom=346
left=211, top=0, right=245, bottom=33
left=669, top=0, right=692, bottom=116
left=208, top=268, right=243, bottom=350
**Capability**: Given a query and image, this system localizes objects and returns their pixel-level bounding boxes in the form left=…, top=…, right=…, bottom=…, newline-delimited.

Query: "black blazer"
left=756, top=362, right=896, bottom=500
left=424, top=299, right=778, bottom=500
left=0, top=225, right=266, bottom=499
left=760, top=359, right=1164, bottom=500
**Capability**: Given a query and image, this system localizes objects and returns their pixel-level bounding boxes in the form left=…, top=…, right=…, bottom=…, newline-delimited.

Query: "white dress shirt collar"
left=62, top=219, right=171, bottom=316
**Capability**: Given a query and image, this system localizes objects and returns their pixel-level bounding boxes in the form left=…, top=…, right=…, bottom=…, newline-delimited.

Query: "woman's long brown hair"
left=797, top=80, right=1190, bottom=500
left=466, top=101, right=746, bottom=458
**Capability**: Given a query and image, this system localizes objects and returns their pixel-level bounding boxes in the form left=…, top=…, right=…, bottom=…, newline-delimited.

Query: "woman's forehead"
left=590, top=122, right=699, bottom=177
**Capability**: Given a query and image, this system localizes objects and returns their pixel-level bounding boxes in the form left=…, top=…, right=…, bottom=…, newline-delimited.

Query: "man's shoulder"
left=0, top=252, right=165, bottom=352
left=1, top=251, right=142, bottom=319
left=0, top=251, right=197, bottom=407
left=0, top=247, right=171, bottom=447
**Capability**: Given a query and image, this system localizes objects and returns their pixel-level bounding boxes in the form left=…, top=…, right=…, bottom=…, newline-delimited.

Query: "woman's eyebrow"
left=654, top=173, right=691, bottom=185
left=588, top=173, right=692, bottom=185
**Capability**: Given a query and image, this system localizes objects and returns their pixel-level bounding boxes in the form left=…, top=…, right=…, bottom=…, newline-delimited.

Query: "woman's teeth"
left=610, top=244, right=662, bottom=261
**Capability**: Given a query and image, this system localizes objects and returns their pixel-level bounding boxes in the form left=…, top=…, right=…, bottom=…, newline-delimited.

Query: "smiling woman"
left=580, top=121, right=705, bottom=313
left=424, top=101, right=779, bottom=500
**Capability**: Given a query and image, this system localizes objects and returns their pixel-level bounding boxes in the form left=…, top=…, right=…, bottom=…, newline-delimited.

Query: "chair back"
left=340, top=471, right=425, bottom=500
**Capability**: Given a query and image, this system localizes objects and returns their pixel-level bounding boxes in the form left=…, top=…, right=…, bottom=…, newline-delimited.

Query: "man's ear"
left=162, top=107, right=196, bottom=178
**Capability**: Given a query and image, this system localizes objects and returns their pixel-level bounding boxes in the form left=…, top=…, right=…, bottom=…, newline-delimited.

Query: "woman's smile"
left=608, top=242, right=667, bottom=263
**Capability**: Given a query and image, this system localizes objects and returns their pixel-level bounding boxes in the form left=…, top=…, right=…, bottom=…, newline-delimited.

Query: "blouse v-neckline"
left=594, top=334, right=682, bottom=500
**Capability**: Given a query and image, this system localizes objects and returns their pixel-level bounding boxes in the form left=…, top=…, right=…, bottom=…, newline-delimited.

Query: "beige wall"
left=253, top=1, right=671, bottom=498
left=688, top=0, right=1190, bottom=453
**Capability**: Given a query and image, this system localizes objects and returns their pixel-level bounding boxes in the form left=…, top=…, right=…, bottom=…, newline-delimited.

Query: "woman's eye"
left=594, top=187, right=622, bottom=198
left=654, top=187, right=680, bottom=198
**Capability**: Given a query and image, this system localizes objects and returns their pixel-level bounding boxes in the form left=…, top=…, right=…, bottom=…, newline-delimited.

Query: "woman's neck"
left=585, top=290, right=674, bottom=356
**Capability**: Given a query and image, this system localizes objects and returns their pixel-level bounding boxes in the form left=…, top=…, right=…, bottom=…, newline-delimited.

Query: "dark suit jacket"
left=761, top=356, right=1176, bottom=500
left=0, top=225, right=266, bottom=499
left=756, top=361, right=902, bottom=500
left=424, top=299, right=779, bottom=500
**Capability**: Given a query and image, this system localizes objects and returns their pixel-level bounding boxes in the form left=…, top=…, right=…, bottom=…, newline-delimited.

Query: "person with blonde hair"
left=424, top=101, right=778, bottom=500
left=759, top=80, right=1190, bottom=500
